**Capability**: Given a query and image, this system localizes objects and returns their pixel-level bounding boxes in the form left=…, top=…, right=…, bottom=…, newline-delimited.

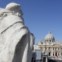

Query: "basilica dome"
left=44, top=32, right=55, bottom=42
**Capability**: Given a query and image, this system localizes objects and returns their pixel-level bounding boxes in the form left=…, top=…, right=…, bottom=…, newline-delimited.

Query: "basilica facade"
left=37, top=32, right=62, bottom=60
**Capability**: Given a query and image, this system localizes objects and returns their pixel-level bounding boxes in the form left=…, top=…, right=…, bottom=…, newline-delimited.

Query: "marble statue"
left=0, top=2, right=34, bottom=62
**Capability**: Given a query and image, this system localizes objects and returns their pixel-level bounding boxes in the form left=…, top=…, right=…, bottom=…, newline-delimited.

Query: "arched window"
left=55, top=52, right=57, bottom=56
left=53, top=53, right=54, bottom=56
left=49, top=52, right=51, bottom=56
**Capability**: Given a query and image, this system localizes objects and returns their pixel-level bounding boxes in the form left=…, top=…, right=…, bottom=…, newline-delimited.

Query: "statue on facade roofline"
left=0, top=2, right=34, bottom=62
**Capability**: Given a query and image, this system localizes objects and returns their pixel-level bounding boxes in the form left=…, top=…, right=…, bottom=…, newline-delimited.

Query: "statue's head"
left=6, top=2, right=23, bottom=15
left=0, top=3, right=24, bottom=33
left=0, top=2, right=23, bottom=18
left=6, top=2, right=20, bottom=10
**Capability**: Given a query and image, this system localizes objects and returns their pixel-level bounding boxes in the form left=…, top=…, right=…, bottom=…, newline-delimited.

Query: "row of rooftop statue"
left=0, top=2, right=35, bottom=62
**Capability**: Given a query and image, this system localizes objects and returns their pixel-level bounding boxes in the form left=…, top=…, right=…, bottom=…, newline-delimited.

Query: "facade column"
left=51, top=47, right=53, bottom=56
left=46, top=57, right=48, bottom=62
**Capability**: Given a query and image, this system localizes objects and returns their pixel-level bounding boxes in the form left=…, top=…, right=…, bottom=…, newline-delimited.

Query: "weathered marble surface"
left=0, top=3, right=34, bottom=62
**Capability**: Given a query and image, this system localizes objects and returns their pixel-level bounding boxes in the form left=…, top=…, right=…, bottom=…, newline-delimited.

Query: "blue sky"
left=0, top=0, right=62, bottom=43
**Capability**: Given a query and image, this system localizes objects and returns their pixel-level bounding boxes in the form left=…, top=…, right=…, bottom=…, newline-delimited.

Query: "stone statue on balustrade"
left=0, top=2, right=34, bottom=62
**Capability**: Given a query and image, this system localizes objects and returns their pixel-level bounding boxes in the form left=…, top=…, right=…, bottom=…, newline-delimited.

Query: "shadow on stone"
left=12, top=34, right=27, bottom=62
